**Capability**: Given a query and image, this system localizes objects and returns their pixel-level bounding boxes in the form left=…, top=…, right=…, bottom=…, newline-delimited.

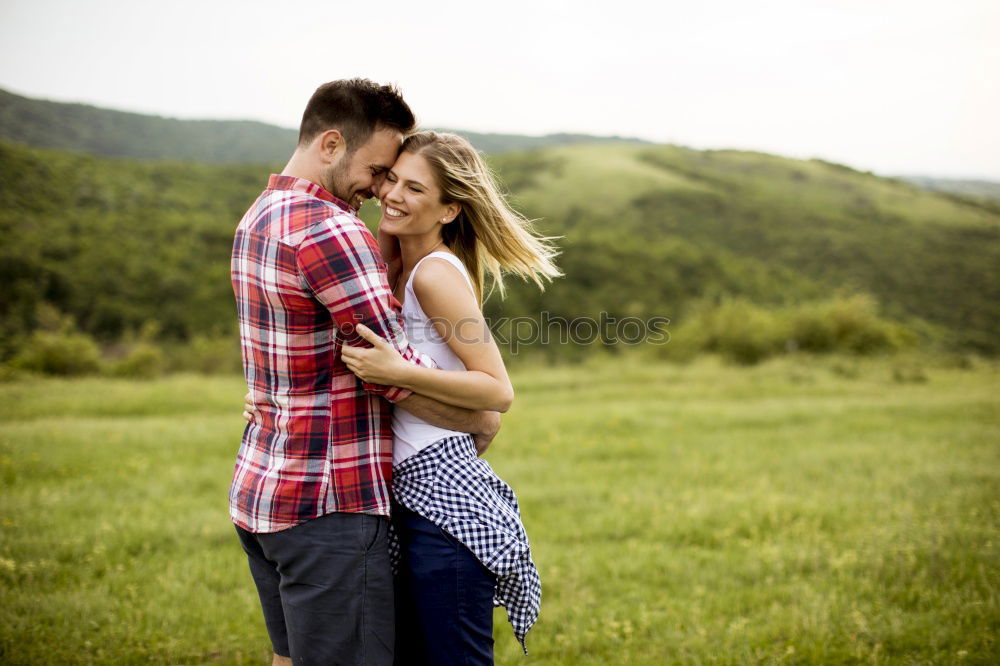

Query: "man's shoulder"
left=246, top=190, right=369, bottom=248
left=297, top=205, right=377, bottom=251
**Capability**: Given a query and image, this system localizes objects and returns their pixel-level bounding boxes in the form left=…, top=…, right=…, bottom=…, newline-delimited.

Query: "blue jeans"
left=393, top=504, right=497, bottom=665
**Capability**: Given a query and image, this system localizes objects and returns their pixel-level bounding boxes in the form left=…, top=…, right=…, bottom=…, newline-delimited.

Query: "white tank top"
left=392, top=251, right=478, bottom=465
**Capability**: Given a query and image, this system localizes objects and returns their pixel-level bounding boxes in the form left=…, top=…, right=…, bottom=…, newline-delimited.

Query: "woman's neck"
left=399, top=233, right=449, bottom=272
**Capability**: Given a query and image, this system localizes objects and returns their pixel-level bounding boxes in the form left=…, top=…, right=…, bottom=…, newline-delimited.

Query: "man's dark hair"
left=298, top=78, right=416, bottom=151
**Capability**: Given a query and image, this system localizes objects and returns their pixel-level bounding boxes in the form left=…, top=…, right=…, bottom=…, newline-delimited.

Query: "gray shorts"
left=235, top=511, right=394, bottom=665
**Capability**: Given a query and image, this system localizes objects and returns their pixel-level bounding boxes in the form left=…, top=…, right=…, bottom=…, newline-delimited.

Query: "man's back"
left=230, top=174, right=418, bottom=533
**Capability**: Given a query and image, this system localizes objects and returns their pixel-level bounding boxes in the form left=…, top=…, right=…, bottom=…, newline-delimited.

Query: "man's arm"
left=296, top=212, right=435, bottom=403
left=245, top=390, right=501, bottom=456
left=398, top=393, right=501, bottom=455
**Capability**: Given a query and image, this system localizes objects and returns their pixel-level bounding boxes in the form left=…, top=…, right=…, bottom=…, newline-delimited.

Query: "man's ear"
left=317, top=129, right=345, bottom=162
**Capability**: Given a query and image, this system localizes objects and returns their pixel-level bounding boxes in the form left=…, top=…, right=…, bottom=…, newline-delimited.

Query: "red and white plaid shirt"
left=230, top=174, right=434, bottom=533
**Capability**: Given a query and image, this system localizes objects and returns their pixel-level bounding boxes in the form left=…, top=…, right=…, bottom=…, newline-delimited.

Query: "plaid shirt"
left=230, top=174, right=435, bottom=533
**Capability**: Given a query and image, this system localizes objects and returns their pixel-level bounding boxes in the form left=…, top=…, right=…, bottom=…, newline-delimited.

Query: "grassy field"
left=1, top=352, right=997, bottom=664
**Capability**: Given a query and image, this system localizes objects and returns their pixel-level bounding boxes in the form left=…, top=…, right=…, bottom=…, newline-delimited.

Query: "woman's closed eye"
left=385, top=172, right=423, bottom=194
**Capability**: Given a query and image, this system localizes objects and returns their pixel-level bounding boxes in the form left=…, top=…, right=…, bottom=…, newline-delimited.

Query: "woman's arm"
left=341, top=258, right=514, bottom=412
left=243, top=390, right=502, bottom=456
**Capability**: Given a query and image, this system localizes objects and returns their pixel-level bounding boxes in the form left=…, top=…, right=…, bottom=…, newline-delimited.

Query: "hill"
left=0, top=88, right=647, bottom=163
left=0, top=140, right=271, bottom=355
left=1, top=138, right=997, bottom=361
left=0, top=88, right=293, bottom=163
left=486, top=144, right=1000, bottom=354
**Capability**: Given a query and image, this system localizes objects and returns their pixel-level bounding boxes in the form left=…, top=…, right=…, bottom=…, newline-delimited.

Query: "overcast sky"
left=1, top=0, right=997, bottom=179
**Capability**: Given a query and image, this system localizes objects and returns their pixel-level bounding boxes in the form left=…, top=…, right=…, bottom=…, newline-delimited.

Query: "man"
left=230, top=79, right=500, bottom=666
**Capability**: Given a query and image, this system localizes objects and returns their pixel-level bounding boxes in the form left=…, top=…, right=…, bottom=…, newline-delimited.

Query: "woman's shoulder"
left=411, top=252, right=476, bottom=304
left=414, top=250, right=465, bottom=274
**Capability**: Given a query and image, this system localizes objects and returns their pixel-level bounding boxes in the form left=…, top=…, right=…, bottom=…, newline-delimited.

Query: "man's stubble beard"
left=322, top=154, right=354, bottom=204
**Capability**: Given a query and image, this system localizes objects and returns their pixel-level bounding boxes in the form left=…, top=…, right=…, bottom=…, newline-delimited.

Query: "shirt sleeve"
left=296, top=213, right=436, bottom=403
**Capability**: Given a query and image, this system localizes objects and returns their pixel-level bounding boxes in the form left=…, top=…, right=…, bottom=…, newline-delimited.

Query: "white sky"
left=1, top=0, right=998, bottom=179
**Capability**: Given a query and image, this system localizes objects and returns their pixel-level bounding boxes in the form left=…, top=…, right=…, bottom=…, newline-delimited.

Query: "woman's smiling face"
left=377, top=151, right=459, bottom=238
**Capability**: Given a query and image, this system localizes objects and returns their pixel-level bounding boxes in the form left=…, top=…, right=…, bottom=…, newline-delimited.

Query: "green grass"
left=1, top=352, right=998, bottom=664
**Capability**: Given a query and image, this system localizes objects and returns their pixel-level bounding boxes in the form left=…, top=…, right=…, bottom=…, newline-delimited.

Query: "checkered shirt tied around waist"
left=230, top=175, right=435, bottom=533
left=389, top=434, right=542, bottom=654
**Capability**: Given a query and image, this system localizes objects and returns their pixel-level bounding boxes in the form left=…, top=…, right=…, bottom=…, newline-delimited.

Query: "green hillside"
left=0, top=140, right=272, bottom=354
left=0, top=88, right=646, bottom=163
left=1, top=137, right=996, bottom=365
left=488, top=144, right=1000, bottom=354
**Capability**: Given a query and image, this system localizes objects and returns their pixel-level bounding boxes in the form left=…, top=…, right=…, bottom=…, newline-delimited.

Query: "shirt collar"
left=266, top=174, right=353, bottom=213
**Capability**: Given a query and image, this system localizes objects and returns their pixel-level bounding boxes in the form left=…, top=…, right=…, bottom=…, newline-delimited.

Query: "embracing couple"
left=230, top=79, right=559, bottom=665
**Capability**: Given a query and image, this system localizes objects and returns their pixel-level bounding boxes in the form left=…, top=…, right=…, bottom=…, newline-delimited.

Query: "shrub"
left=660, top=291, right=917, bottom=365
left=671, top=297, right=787, bottom=365
left=711, top=299, right=787, bottom=365
left=11, top=330, right=102, bottom=376
left=828, top=293, right=894, bottom=353
left=788, top=292, right=906, bottom=355
left=788, top=303, right=837, bottom=352
left=108, top=342, right=165, bottom=379
left=167, top=335, right=243, bottom=375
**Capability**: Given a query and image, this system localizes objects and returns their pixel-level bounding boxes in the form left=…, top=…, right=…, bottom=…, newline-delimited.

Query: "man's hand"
left=242, top=391, right=261, bottom=423
left=473, top=410, right=501, bottom=457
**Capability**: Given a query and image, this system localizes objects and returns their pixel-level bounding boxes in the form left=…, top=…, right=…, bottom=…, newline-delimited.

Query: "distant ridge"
left=896, top=176, right=1000, bottom=205
left=426, top=128, right=649, bottom=155
left=0, top=88, right=648, bottom=163
left=0, top=88, right=294, bottom=163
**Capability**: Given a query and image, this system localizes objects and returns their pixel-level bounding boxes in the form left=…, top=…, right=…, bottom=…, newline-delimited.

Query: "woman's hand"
left=242, top=391, right=260, bottom=423
left=341, top=324, right=412, bottom=386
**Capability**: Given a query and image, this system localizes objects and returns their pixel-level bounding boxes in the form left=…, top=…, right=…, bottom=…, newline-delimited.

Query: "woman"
left=245, top=131, right=559, bottom=662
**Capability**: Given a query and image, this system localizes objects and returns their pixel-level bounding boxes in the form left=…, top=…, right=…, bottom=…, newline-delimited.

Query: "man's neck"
left=281, top=150, right=323, bottom=189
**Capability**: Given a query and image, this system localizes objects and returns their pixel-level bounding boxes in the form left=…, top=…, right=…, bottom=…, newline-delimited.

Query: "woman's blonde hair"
left=401, top=131, right=562, bottom=304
